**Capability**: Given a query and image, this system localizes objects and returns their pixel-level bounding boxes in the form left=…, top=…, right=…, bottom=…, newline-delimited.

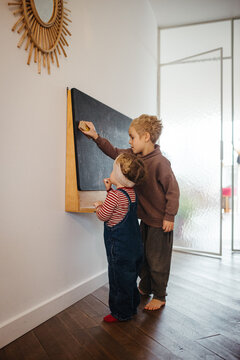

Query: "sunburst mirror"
left=8, top=0, right=71, bottom=74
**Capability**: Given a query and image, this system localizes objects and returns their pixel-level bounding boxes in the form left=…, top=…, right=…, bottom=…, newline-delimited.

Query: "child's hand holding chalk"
left=103, top=178, right=112, bottom=191
left=78, top=121, right=98, bottom=140
left=78, top=121, right=90, bottom=132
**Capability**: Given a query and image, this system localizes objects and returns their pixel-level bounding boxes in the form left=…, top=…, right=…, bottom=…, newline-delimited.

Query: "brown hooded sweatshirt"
left=95, top=136, right=180, bottom=228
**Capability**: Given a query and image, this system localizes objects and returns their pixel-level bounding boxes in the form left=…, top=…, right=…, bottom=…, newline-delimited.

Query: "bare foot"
left=144, top=299, right=166, bottom=310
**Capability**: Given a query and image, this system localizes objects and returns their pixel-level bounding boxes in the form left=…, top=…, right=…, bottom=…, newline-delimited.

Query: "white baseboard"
left=0, top=270, right=108, bottom=349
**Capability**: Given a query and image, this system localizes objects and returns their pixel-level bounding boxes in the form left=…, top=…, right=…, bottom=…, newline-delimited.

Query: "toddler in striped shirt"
left=94, top=153, right=146, bottom=322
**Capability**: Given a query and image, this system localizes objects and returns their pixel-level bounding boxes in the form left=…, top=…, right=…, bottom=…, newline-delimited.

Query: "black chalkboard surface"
left=71, top=88, right=132, bottom=191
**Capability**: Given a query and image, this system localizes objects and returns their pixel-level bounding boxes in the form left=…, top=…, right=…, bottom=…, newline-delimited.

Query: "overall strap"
left=117, top=188, right=132, bottom=205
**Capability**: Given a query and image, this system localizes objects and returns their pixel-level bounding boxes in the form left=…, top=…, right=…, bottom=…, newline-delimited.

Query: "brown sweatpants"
left=139, top=221, right=173, bottom=302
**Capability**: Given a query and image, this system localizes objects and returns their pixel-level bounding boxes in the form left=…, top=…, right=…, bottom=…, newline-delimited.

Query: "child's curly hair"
left=116, top=153, right=146, bottom=185
left=130, top=114, right=163, bottom=144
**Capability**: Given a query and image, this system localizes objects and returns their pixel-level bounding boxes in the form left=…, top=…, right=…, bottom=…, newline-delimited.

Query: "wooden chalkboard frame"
left=65, top=88, right=106, bottom=213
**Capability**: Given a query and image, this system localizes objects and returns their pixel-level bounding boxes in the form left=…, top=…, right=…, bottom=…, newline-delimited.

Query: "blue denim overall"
left=104, top=188, right=143, bottom=321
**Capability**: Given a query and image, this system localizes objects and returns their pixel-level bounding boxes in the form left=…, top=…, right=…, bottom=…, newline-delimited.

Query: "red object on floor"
left=103, top=314, right=119, bottom=323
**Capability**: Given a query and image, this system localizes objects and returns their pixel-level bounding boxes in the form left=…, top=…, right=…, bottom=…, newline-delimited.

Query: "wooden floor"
left=1, top=251, right=240, bottom=360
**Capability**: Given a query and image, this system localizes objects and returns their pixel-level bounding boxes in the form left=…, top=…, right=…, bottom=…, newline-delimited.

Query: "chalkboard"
left=71, top=88, right=132, bottom=191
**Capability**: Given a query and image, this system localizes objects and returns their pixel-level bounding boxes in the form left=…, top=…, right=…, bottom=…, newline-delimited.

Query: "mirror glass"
left=34, top=0, right=54, bottom=23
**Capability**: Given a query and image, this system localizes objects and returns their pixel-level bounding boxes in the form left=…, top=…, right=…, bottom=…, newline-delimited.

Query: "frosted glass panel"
left=160, top=21, right=231, bottom=63
left=160, top=50, right=222, bottom=254
left=233, top=20, right=240, bottom=251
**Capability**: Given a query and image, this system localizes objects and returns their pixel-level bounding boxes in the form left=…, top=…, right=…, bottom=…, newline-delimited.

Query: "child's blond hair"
left=116, top=153, right=146, bottom=185
left=130, top=114, right=163, bottom=144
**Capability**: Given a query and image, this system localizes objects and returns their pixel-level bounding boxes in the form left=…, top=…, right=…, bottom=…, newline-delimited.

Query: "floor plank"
left=196, top=334, right=240, bottom=359
left=57, top=312, right=113, bottom=360
left=0, top=331, right=49, bottom=360
left=33, top=317, right=93, bottom=360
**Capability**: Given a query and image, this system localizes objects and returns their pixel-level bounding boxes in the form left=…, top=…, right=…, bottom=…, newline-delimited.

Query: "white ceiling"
left=148, top=0, right=240, bottom=27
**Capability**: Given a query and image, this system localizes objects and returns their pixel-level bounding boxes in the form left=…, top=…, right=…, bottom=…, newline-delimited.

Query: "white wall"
left=0, top=0, right=157, bottom=347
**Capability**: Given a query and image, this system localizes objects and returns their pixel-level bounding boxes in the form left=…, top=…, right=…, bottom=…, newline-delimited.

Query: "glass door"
left=233, top=19, right=240, bottom=251
left=160, top=48, right=223, bottom=256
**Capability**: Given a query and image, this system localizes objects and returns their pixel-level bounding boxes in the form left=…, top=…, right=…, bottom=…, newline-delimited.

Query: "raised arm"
left=78, top=121, right=132, bottom=160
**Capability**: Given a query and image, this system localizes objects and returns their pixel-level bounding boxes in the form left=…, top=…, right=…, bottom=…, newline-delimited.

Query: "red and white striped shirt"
left=96, top=187, right=136, bottom=227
